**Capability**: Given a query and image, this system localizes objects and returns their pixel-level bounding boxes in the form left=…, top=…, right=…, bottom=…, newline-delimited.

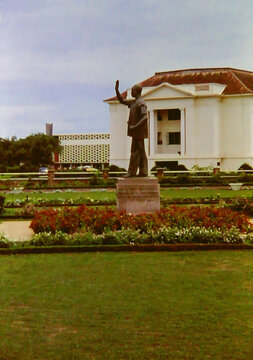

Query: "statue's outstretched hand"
left=115, top=79, right=129, bottom=106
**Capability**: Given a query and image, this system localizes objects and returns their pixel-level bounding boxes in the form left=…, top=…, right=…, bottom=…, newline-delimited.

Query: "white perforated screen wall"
left=55, top=133, right=110, bottom=164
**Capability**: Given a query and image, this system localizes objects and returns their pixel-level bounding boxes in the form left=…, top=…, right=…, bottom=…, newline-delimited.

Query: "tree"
left=0, top=138, right=18, bottom=170
left=0, top=133, right=61, bottom=171
left=20, top=133, right=61, bottom=168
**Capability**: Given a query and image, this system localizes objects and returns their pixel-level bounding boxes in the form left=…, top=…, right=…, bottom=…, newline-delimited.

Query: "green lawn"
left=0, top=251, right=252, bottom=359
left=1, top=188, right=253, bottom=204
left=1, top=190, right=116, bottom=203
left=161, top=188, right=253, bottom=199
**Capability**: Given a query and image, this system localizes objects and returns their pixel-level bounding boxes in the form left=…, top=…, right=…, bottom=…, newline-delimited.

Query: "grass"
left=161, top=188, right=253, bottom=199
left=0, top=190, right=116, bottom=203
left=1, top=188, right=253, bottom=204
left=0, top=251, right=252, bottom=359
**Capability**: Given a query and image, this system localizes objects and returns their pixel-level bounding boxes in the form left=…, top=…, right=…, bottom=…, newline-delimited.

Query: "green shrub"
left=95, top=229, right=148, bottom=245
left=149, top=226, right=243, bottom=244
left=70, top=232, right=101, bottom=245
left=19, top=204, right=36, bottom=217
left=222, top=197, right=253, bottom=215
left=0, top=195, right=5, bottom=214
left=238, top=163, right=253, bottom=170
left=30, top=231, right=71, bottom=246
left=238, top=172, right=253, bottom=182
left=0, top=232, right=11, bottom=248
left=109, top=164, right=127, bottom=172
left=25, top=227, right=246, bottom=247
left=175, top=164, right=188, bottom=171
left=175, top=174, right=191, bottom=184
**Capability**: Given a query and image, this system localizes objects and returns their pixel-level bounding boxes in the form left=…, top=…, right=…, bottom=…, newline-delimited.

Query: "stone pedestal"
left=116, top=177, right=160, bottom=215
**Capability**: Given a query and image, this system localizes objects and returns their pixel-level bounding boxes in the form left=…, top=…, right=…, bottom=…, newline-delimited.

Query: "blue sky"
left=0, top=0, right=253, bottom=138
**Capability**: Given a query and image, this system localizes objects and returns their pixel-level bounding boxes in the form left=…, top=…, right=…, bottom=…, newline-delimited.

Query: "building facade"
left=105, top=68, right=253, bottom=171
left=53, top=133, right=110, bottom=166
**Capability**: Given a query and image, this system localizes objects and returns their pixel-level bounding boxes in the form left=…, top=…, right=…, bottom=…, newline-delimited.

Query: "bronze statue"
left=115, top=80, right=148, bottom=177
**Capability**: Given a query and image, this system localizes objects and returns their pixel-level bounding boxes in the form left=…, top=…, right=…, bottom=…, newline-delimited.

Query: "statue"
left=115, top=80, right=148, bottom=177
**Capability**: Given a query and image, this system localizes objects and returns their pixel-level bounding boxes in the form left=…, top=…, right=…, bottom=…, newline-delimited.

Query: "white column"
left=250, top=111, right=253, bottom=156
left=149, top=110, right=155, bottom=158
left=180, top=108, right=185, bottom=155
left=213, top=99, right=220, bottom=158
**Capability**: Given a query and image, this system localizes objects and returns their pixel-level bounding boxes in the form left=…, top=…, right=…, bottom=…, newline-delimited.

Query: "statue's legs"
left=127, top=137, right=148, bottom=177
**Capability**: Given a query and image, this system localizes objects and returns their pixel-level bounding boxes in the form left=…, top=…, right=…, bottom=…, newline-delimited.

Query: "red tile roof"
left=105, top=68, right=253, bottom=101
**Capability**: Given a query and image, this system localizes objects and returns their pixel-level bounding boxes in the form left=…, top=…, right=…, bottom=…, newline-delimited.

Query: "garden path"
left=0, top=221, right=33, bottom=241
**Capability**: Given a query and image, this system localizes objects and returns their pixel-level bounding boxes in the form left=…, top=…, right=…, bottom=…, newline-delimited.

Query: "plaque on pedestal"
left=116, top=177, right=160, bottom=215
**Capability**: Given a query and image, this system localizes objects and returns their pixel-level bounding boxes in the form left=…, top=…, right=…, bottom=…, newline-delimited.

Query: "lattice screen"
left=56, top=134, right=110, bottom=163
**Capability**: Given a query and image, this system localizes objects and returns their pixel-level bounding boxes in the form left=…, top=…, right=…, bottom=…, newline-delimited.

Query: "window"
left=157, top=110, right=162, bottom=121
left=168, top=109, right=181, bottom=120
left=157, top=132, right=162, bottom=145
left=167, top=132, right=181, bottom=145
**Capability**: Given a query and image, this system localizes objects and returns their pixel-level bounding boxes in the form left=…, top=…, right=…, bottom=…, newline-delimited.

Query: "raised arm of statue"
left=115, top=80, right=131, bottom=106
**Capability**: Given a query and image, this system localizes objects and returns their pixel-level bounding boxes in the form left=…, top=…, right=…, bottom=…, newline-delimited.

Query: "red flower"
left=30, top=205, right=252, bottom=234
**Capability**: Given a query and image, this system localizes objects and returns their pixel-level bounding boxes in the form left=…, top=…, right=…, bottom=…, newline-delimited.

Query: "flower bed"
left=1, top=226, right=252, bottom=249
left=29, top=227, right=248, bottom=246
left=30, top=205, right=252, bottom=235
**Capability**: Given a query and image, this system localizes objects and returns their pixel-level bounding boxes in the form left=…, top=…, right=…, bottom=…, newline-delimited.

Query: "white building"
left=105, top=68, right=253, bottom=171
left=53, top=133, right=110, bottom=166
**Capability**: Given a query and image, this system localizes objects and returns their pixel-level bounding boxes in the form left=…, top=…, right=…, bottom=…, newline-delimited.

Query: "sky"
left=0, top=0, right=253, bottom=138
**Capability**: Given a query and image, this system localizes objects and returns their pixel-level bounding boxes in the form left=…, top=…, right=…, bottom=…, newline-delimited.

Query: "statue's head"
left=131, top=83, right=142, bottom=98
